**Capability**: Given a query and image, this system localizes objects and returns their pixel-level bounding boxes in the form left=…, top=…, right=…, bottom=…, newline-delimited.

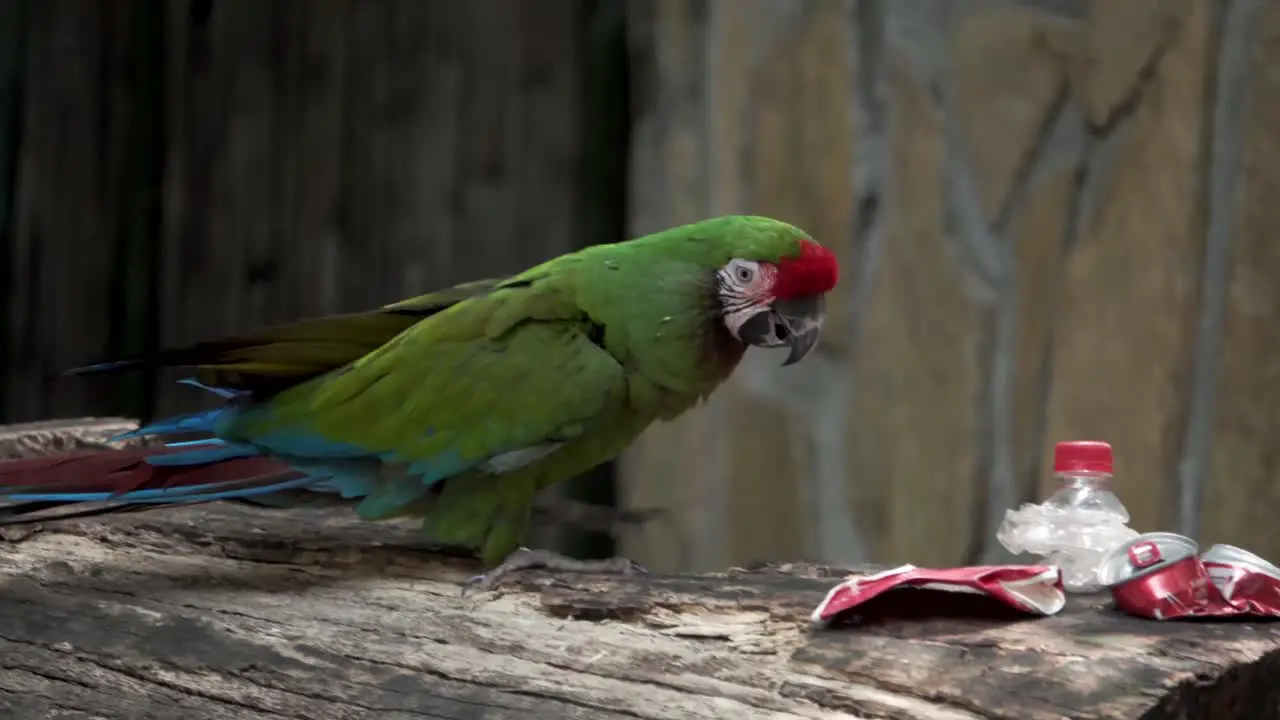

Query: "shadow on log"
left=0, top=421, right=1278, bottom=719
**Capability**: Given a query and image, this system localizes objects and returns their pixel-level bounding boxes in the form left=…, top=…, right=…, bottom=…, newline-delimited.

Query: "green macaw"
left=0, top=215, right=839, bottom=589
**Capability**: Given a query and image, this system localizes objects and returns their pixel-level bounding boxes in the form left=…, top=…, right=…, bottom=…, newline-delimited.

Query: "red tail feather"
left=0, top=445, right=301, bottom=496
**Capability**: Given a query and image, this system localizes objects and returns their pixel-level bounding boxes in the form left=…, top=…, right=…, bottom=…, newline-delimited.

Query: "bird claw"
left=459, top=547, right=647, bottom=596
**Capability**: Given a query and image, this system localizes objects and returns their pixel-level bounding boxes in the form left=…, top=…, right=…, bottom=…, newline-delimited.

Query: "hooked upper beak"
left=737, top=294, right=827, bottom=366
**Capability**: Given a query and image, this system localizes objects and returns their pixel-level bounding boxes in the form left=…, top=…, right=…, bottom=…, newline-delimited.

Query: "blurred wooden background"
left=2, top=0, right=1278, bottom=573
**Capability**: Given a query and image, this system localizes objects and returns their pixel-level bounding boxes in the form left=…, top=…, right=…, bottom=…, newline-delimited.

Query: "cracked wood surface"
left=0, top=501, right=1277, bottom=720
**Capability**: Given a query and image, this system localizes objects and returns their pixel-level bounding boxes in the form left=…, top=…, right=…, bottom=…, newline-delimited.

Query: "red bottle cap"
left=1053, top=440, right=1113, bottom=475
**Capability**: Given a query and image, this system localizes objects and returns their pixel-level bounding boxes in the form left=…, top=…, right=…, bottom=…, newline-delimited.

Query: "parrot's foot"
left=460, top=547, right=647, bottom=595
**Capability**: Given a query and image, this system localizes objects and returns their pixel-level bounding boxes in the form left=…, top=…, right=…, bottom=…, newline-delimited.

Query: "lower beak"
left=773, top=295, right=826, bottom=366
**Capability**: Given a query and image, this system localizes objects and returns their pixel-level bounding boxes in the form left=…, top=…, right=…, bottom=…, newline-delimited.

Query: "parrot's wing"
left=68, top=278, right=504, bottom=397
left=236, top=288, right=628, bottom=515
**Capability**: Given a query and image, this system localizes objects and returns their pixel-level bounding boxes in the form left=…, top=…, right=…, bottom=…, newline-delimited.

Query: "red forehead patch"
left=773, top=239, right=839, bottom=299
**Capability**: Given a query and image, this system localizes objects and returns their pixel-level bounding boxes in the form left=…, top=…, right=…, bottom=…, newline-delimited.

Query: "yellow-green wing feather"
left=68, top=278, right=504, bottom=396
left=226, top=273, right=632, bottom=563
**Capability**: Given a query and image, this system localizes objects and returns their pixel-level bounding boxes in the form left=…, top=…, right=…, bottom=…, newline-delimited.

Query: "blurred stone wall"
left=619, top=0, right=1277, bottom=571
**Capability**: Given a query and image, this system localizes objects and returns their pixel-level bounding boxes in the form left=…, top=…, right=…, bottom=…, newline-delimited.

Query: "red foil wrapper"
left=810, top=564, right=1066, bottom=627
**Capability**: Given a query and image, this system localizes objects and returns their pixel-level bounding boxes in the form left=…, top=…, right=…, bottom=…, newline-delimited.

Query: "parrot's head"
left=712, top=219, right=839, bottom=367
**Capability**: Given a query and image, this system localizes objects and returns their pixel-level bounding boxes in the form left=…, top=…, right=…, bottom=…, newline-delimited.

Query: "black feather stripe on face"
left=716, top=276, right=755, bottom=315
left=712, top=260, right=774, bottom=347
left=700, top=271, right=750, bottom=375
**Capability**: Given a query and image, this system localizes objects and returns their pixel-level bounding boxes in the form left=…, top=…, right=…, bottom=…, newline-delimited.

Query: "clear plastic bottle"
left=996, top=440, right=1139, bottom=592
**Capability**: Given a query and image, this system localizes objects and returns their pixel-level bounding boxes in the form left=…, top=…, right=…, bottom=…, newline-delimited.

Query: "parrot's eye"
left=717, top=259, right=763, bottom=301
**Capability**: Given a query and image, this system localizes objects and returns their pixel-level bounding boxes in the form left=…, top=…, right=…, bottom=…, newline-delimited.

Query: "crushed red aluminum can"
left=1200, top=543, right=1280, bottom=617
left=1097, top=532, right=1216, bottom=619
left=810, top=564, right=1066, bottom=627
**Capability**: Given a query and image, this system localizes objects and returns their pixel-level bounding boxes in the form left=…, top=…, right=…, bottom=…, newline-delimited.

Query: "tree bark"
left=0, top=420, right=1277, bottom=720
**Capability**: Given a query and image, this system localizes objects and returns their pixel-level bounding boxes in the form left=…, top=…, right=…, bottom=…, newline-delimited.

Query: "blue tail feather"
left=142, top=442, right=260, bottom=466
left=109, top=407, right=233, bottom=444
left=249, top=428, right=385, bottom=461
left=107, top=377, right=247, bottom=446
left=176, top=377, right=249, bottom=400
left=3, top=474, right=321, bottom=504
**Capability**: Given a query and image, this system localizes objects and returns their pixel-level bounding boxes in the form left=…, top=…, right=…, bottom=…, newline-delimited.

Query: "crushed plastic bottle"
left=996, top=440, right=1139, bottom=592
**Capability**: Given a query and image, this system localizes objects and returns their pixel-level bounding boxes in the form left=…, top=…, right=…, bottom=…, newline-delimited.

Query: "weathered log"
left=0, top=417, right=156, bottom=456
left=0, top=422, right=1277, bottom=719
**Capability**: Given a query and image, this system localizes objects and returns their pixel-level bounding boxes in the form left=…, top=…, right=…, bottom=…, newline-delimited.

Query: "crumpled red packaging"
left=1098, top=535, right=1280, bottom=620
left=810, top=564, right=1067, bottom=627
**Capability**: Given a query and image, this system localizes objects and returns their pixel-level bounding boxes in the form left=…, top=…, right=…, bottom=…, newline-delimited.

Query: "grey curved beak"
left=774, top=295, right=826, bottom=366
